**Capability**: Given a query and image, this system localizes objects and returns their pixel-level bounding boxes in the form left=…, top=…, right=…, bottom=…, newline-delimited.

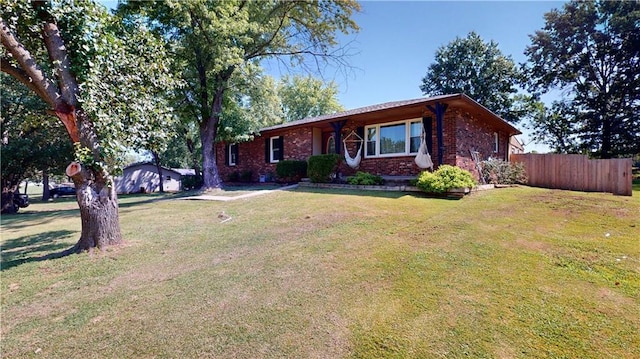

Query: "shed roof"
left=260, top=93, right=521, bottom=135
left=123, top=162, right=195, bottom=176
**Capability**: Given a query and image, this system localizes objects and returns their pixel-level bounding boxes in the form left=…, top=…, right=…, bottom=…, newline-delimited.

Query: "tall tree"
left=1, top=74, right=73, bottom=200
left=420, top=31, right=524, bottom=122
left=121, top=0, right=360, bottom=190
left=278, top=74, right=343, bottom=122
left=526, top=100, right=580, bottom=154
left=524, top=0, right=640, bottom=158
left=1, top=1, right=179, bottom=251
left=1, top=73, right=70, bottom=191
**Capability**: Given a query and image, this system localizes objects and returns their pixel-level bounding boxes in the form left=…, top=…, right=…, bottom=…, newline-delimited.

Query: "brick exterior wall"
left=454, top=109, right=510, bottom=180
left=216, top=127, right=313, bottom=182
left=216, top=105, right=512, bottom=182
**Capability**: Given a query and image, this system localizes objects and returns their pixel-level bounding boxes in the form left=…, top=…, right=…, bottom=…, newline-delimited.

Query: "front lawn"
left=1, top=186, right=638, bottom=358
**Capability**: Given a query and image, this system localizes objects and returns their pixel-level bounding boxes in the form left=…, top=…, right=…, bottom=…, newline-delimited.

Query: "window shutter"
left=277, top=136, right=284, bottom=160
left=225, top=144, right=230, bottom=166
left=265, top=138, right=270, bottom=163
left=422, top=116, right=433, bottom=154
left=356, top=126, right=364, bottom=141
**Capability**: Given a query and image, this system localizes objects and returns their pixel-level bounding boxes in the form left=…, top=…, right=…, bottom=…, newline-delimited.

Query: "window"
left=410, top=121, right=422, bottom=153
left=493, top=132, right=499, bottom=153
left=270, top=137, right=281, bottom=162
left=265, top=136, right=283, bottom=163
left=366, top=127, right=377, bottom=157
left=228, top=143, right=238, bottom=166
left=365, top=119, right=422, bottom=157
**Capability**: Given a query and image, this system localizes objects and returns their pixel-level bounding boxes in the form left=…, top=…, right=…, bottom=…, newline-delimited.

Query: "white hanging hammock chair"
left=343, top=130, right=363, bottom=169
left=415, top=131, right=434, bottom=170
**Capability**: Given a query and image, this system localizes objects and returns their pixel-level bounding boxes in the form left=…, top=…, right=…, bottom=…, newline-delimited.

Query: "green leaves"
left=1, top=73, right=73, bottom=186
left=420, top=31, right=522, bottom=123
left=523, top=0, right=640, bottom=158
left=416, top=165, right=476, bottom=193
left=1, top=0, right=183, bottom=174
left=278, top=75, right=343, bottom=122
left=119, top=0, right=360, bottom=188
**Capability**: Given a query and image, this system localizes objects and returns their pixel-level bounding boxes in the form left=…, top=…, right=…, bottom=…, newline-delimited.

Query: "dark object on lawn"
left=1, top=188, right=29, bottom=214
left=50, top=186, right=76, bottom=198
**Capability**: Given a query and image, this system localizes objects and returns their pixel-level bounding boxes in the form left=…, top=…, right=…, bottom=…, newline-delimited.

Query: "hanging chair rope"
left=415, top=129, right=433, bottom=170
left=343, top=130, right=363, bottom=169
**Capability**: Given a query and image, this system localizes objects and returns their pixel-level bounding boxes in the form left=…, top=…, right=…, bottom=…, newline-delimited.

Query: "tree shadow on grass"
left=1, top=207, right=80, bottom=231
left=1, top=230, right=76, bottom=271
left=1, top=194, right=179, bottom=231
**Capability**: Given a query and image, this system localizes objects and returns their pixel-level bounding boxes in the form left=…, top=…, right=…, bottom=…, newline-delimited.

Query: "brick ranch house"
left=215, top=93, right=521, bottom=182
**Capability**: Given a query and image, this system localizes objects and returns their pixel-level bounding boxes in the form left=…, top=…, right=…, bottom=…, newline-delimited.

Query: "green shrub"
left=416, top=165, right=476, bottom=193
left=182, top=175, right=203, bottom=190
left=227, top=171, right=240, bottom=182
left=240, top=170, right=253, bottom=182
left=347, top=171, right=384, bottom=185
left=307, top=154, right=342, bottom=183
left=276, top=160, right=308, bottom=183
left=481, top=159, right=528, bottom=184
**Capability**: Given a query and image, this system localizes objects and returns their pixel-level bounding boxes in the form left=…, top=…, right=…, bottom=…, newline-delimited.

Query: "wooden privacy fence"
left=511, top=154, right=633, bottom=196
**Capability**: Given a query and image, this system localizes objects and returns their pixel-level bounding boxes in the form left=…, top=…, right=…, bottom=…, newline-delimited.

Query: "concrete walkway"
left=180, top=184, right=299, bottom=202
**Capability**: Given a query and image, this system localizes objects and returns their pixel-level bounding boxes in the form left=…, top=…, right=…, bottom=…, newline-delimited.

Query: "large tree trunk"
left=61, top=109, right=123, bottom=252
left=200, top=84, right=226, bottom=190
left=41, top=169, right=50, bottom=201
left=600, top=114, right=612, bottom=159
left=66, top=160, right=122, bottom=252
left=200, top=114, right=223, bottom=189
left=75, top=181, right=122, bottom=251
left=152, top=151, right=165, bottom=193
left=2, top=6, right=122, bottom=252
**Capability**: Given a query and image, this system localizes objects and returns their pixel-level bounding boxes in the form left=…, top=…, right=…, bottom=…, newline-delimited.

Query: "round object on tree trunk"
left=65, top=162, right=82, bottom=177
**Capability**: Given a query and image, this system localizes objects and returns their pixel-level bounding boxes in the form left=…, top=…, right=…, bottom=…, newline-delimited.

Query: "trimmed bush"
left=481, top=159, right=527, bottom=184
left=227, top=171, right=240, bottom=182
left=240, top=170, right=253, bottom=182
left=276, top=160, right=308, bottom=183
left=307, top=154, right=342, bottom=183
left=347, top=171, right=384, bottom=185
left=416, top=165, right=476, bottom=193
left=182, top=175, right=203, bottom=190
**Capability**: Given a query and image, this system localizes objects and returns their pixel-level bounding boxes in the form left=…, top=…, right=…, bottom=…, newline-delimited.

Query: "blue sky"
left=103, top=0, right=565, bottom=152
left=265, top=1, right=566, bottom=152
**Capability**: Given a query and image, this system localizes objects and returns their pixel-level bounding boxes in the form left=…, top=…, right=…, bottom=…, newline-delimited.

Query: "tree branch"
left=244, top=3, right=292, bottom=60
left=1, top=57, right=50, bottom=102
left=33, top=2, right=79, bottom=107
left=0, top=17, right=58, bottom=107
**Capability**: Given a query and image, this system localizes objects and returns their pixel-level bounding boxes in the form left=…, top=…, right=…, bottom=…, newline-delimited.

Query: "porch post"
left=426, top=102, right=448, bottom=166
left=329, top=120, right=347, bottom=155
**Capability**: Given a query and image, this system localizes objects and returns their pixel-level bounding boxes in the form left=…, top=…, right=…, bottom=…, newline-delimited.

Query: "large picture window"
left=365, top=119, right=422, bottom=157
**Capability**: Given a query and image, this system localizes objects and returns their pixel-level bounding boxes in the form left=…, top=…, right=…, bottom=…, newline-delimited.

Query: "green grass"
left=1, top=186, right=639, bottom=358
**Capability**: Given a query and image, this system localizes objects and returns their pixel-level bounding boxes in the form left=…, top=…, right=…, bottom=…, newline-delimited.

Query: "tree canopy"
left=1, top=73, right=73, bottom=190
left=523, top=0, right=640, bottom=158
left=420, top=31, right=523, bottom=122
left=278, top=74, right=343, bottom=122
left=119, top=0, right=360, bottom=189
left=1, top=0, right=180, bottom=251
